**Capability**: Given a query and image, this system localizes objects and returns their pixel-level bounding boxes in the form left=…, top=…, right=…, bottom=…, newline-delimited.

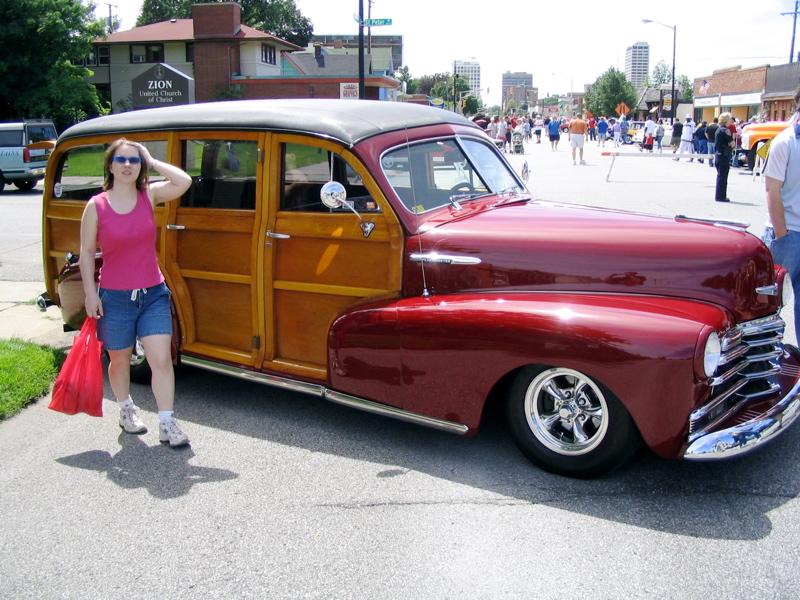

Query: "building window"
left=261, top=44, right=276, bottom=65
left=186, top=43, right=194, bottom=63
left=71, top=48, right=98, bottom=67
left=97, top=45, right=110, bottom=66
left=131, top=44, right=164, bottom=63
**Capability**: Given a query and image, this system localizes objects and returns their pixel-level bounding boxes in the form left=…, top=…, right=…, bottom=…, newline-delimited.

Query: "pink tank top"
left=93, top=190, right=164, bottom=290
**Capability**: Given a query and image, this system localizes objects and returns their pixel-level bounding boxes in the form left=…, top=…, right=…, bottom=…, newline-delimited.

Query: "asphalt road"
left=1, top=139, right=799, bottom=599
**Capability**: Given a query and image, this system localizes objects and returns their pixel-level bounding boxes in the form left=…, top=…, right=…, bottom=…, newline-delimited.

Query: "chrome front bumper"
left=683, top=365, right=800, bottom=460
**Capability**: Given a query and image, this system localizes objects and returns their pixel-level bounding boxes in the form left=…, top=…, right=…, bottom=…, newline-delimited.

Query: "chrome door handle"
left=166, top=224, right=185, bottom=230
left=266, top=230, right=290, bottom=239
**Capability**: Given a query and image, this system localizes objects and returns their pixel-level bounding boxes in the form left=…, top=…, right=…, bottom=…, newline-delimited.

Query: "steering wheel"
left=449, top=182, right=475, bottom=194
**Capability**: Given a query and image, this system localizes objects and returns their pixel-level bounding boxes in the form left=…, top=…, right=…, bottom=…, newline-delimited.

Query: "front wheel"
left=506, top=366, right=641, bottom=478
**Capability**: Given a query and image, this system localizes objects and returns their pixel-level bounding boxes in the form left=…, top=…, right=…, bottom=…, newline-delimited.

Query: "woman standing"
left=714, top=113, right=735, bottom=202
left=80, top=139, right=193, bottom=446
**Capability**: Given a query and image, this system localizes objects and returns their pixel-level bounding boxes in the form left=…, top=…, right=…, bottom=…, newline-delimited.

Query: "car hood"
left=406, top=200, right=778, bottom=322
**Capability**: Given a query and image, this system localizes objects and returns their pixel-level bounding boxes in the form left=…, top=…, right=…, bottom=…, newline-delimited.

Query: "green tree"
left=677, top=74, right=693, bottom=104
left=651, top=60, right=672, bottom=86
left=414, top=73, right=449, bottom=97
left=584, top=67, right=637, bottom=118
left=0, top=0, right=107, bottom=129
left=137, top=0, right=313, bottom=46
left=430, top=75, right=470, bottom=109
left=464, top=95, right=479, bottom=116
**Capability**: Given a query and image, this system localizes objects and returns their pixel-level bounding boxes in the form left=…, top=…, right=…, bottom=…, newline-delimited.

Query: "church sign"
left=132, top=63, right=195, bottom=110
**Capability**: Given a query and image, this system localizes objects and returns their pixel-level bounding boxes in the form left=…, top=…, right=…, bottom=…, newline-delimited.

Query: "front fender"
left=329, top=292, right=732, bottom=456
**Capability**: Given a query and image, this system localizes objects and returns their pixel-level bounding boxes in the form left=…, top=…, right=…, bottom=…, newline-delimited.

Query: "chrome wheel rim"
left=524, top=368, right=609, bottom=456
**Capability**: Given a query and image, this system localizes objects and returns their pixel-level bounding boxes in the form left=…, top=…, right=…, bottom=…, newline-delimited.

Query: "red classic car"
left=42, top=99, right=800, bottom=478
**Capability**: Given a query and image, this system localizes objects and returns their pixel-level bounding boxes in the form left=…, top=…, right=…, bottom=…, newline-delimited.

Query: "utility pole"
left=105, top=3, right=118, bottom=34
left=358, top=0, right=365, bottom=99
left=782, top=1, right=800, bottom=62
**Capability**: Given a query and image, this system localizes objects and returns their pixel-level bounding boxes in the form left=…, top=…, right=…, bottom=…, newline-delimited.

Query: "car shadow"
left=73, top=365, right=800, bottom=540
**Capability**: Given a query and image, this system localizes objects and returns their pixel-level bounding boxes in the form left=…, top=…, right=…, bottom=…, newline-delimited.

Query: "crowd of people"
left=476, top=109, right=758, bottom=200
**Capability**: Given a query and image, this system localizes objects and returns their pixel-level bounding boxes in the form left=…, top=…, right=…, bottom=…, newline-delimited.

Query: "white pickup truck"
left=0, top=120, right=57, bottom=193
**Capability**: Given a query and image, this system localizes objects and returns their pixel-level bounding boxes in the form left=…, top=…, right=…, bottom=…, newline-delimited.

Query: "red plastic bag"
left=49, top=318, right=104, bottom=417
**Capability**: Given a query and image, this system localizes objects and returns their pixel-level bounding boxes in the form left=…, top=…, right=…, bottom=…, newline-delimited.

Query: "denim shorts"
left=96, top=282, right=172, bottom=351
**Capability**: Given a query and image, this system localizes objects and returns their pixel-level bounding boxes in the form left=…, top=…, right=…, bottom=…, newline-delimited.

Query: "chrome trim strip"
left=683, top=377, right=800, bottom=460
left=324, top=390, right=470, bottom=435
left=181, top=355, right=325, bottom=396
left=410, top=252, right=482, bottom=265
left=675, top=215, right=750, bottom=230
left=756, top=284, right=779, bottom=296
left=180, top=355, right=470, bottom=435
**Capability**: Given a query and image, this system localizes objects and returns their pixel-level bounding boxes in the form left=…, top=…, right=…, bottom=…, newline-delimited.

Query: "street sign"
left=362, top=18, right=392, bottom=26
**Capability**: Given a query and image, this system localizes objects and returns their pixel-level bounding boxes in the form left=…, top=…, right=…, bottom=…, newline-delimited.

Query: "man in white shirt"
left=674, top=115, right=696, bottom=161
left=762, top=86, right=800, bottom=341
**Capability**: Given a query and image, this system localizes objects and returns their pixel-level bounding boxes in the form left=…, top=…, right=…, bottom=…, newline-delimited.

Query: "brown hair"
left=103, top=138, right=149, bottom=191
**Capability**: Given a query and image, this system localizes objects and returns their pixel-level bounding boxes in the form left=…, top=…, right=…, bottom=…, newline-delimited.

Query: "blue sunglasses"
left=112, top=155, right=142, bottom=165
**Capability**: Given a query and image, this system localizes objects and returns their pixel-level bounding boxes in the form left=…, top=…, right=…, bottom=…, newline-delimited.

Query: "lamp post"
left=642, top=19, right=676, bottom=124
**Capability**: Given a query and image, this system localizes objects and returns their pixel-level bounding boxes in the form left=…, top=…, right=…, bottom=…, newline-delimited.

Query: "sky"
left=111, top=0, right=798, bottom=107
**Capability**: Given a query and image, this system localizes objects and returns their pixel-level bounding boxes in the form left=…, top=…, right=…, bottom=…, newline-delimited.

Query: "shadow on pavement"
left=56, top=431, right=238, bottom=500
left=74, top=363, right=800, bottom=540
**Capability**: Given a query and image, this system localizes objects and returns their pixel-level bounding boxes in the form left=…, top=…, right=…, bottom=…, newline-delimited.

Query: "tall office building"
left=501, top=71, right=533, bottom=107
left=625, top=42, right=649, bottom=89
left=454, top=60, right=481, bottom=99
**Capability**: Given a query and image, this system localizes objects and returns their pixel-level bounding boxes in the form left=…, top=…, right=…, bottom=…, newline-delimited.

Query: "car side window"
left=52, top=141, right=168, bottom=202
left=280, top=142, right=379, bottom=212
left=383, top=140, right=489, bottom=213
left=181, top=140, right=257, bottom=210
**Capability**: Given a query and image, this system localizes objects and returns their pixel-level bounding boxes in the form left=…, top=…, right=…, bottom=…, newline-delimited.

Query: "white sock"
left=158, top=411, right=174, bottom=424
left=118, top=396, right=133, bottom=409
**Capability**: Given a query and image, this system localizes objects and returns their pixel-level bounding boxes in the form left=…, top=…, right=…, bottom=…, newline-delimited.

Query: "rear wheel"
left=14, top=179, right=36, bottom=191
left=747, top=147, right=758, bottom=172
left=506, top=366, right=641, bottom=478
left=129, top=339, right=152, bottom=384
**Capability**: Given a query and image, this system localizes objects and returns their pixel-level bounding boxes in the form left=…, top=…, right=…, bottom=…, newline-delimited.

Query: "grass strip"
left=0, top=339, right=65, bottom=420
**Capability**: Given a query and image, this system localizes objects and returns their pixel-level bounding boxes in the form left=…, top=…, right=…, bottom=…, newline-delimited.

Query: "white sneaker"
left=580, top=160, right=587, bottom=165
left=119, top=404, right=147, bottom=434
left=159, top=417, right=189, bottom=447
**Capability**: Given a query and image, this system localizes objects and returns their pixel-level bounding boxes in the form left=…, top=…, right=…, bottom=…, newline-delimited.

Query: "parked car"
left=624, top=120, right=646, bottom=145
left=42, top=99, right=800, bottom=478
left=741, top=120, right=791, bottom=170
left=0, top=119, right=57, bottom=192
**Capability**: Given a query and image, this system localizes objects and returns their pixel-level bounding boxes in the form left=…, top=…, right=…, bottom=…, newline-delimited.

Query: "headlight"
left=703, top=331, right=721, bottom=378
left=782, top=276, right=792, bottom=309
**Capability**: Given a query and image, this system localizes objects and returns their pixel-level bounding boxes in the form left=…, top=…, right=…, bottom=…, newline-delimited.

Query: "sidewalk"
left=0, top=281, right=74, bottom=349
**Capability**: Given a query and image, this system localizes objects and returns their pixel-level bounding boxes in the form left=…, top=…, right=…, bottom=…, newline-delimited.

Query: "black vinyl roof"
left=58, top=99, right=481, bottom=147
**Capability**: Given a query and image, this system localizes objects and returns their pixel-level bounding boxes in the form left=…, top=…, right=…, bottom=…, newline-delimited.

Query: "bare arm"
left=766, top=176, right=787, bottom=238
left=137, top=144, right=192, bottom=205
left=80, top=199, right=102, bottom=318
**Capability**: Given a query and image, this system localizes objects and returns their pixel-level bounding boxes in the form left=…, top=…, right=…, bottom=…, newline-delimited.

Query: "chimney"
left=314, top=44, right=322, bottom=57
left=192, top=2, right=242, bottom=38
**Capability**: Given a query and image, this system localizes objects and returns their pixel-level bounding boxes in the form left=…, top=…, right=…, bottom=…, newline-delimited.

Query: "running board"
left=180, top=355, right=470, bottom=435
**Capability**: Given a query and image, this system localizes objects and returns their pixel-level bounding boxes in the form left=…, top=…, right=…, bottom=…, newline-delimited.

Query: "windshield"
left=382, top=137, right=524, bottom=214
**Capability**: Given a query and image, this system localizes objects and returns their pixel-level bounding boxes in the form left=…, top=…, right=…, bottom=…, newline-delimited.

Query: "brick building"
left=693, top=65, right=769, bottom=123
left=762, top=62, right=800, bottom=121
left=83, top=2, right=398, bottom=110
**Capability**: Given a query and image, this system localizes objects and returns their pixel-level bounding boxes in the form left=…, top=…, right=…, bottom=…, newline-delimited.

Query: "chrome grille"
left=689, top=313, right=786, bottom=440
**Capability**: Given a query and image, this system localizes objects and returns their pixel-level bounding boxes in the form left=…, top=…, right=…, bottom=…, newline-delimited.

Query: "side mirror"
left=320, top=181, right=347, bottom=209
left=319, top=181, right=375, bottom=238
left=521, top=161, right=530, bottom=183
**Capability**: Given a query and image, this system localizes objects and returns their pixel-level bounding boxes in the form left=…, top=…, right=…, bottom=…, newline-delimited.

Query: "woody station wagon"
left=43, top=99, right=800, bottom=478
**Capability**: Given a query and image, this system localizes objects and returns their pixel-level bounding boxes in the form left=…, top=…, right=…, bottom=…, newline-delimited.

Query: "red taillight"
left=23, top=148, right=30, bottom=163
